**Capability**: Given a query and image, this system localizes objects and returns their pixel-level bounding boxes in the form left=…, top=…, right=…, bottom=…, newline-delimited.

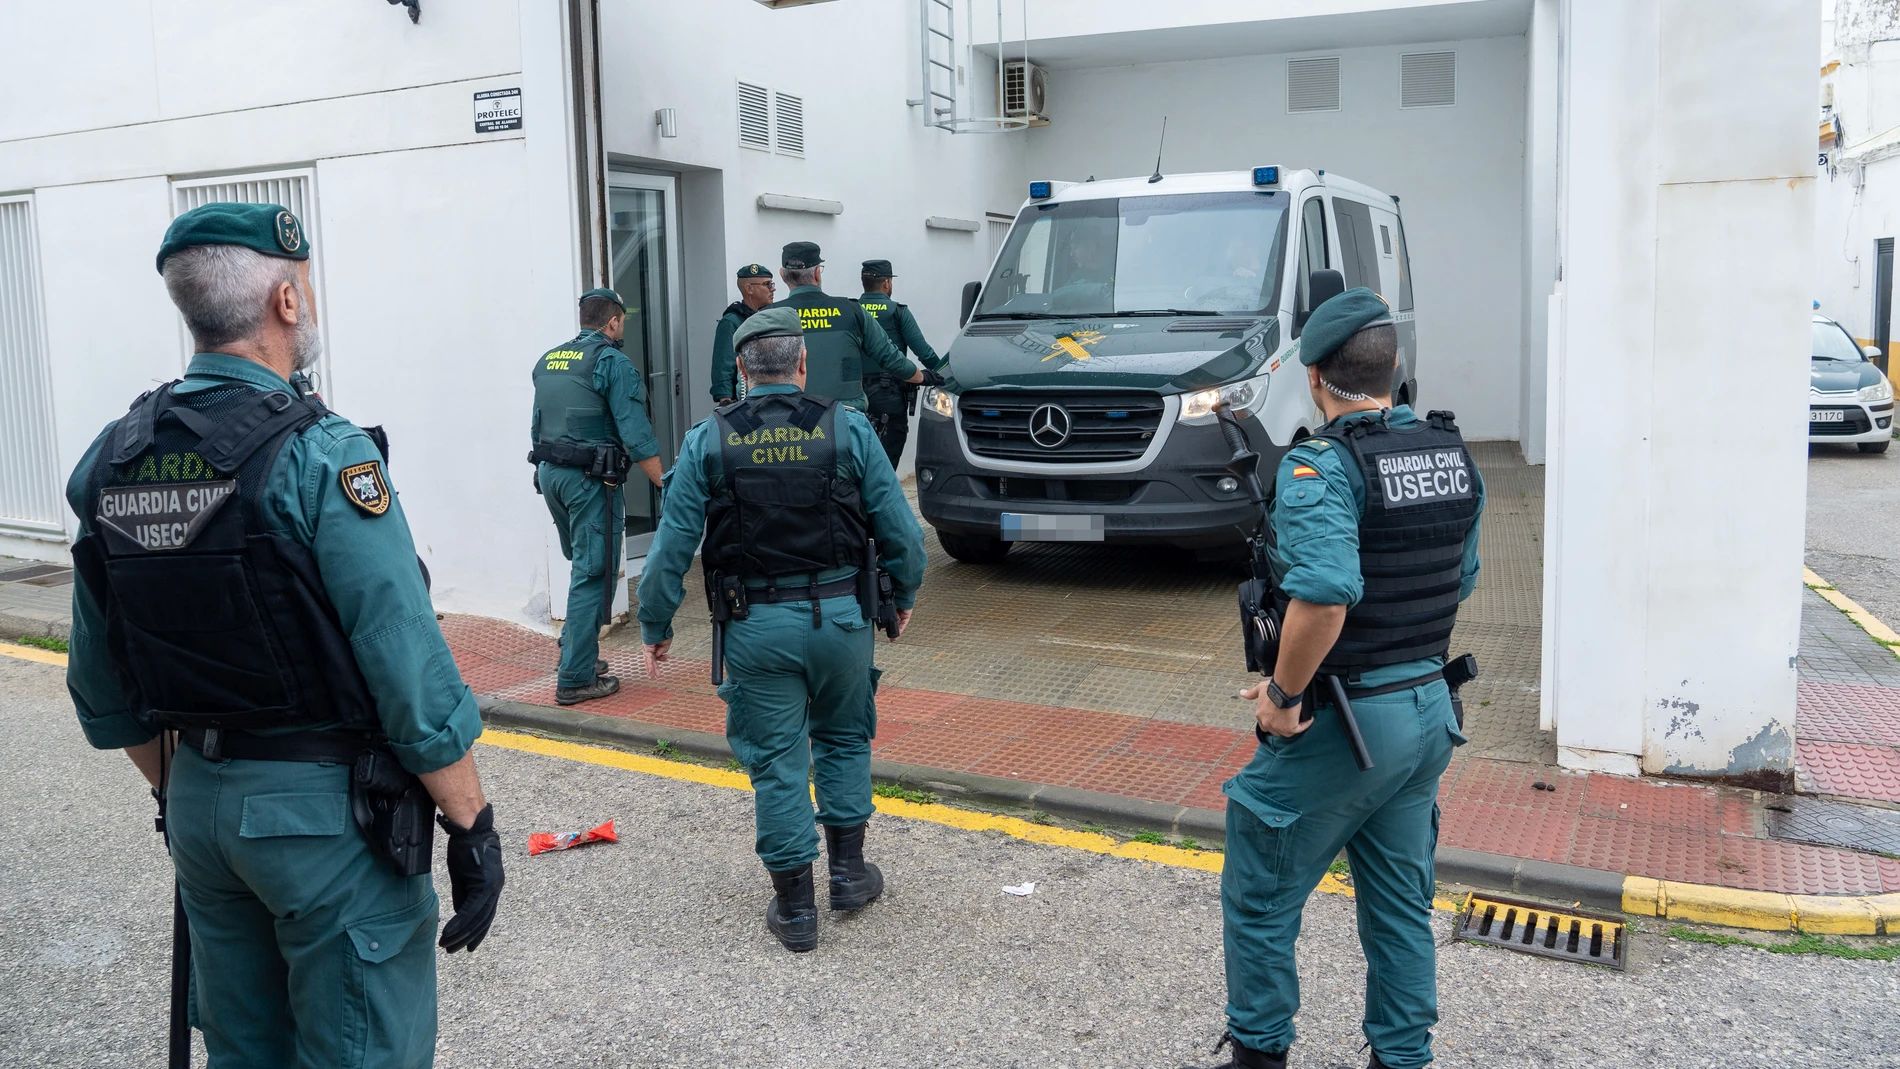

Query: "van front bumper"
left=914, top=413, right=1279, bottom=550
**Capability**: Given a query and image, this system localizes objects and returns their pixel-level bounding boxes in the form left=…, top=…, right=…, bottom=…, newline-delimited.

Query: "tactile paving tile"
left=1796, top=681, right=1900, bottom=748
left=1579, top=773, right=1757, bottom=837
left=1796, top=740, right=1900, bottom=803
left=1068, top=751, right=1210, bottom=805
left=1440, top=800, right=1576, bottom=863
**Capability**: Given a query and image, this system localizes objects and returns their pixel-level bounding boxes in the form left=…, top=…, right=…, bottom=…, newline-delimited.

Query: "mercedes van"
left=916, top=167, right=1419, bottom=563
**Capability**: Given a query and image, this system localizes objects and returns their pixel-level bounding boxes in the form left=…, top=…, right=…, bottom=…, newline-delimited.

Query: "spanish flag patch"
left=1291, top=465, right=1320, bottom=479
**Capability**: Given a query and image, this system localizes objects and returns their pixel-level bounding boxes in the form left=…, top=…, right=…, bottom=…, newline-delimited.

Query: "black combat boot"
left=1197, top=1032, right=1287, bottom=1069
left=823, top=822, right=885, bottom=911
left=1366, top=1055, right=1393, bottom=1069
left=765, top=864, right=818, bottom=953
left=555, top=675, right=620, bottom=706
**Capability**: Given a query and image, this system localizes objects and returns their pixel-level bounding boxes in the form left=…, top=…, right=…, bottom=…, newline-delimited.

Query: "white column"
left=1544, top=0, right=1817, bottom=778
left=1518, top=0, right=1560, bottom=465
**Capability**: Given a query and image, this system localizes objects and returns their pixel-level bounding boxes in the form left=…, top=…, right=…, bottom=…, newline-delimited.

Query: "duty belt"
left=749, top=576, right=859, bottom=604
left=1333, top=667, right=1450, bottom=702
left=177, top=727, right=381, bottom=763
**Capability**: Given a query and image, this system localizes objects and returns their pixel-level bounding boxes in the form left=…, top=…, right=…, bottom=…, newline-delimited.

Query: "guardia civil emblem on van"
left=340, top=461, right=390, bottom=516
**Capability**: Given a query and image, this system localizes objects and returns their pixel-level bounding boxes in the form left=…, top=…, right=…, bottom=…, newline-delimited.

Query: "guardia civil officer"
left=709, top=263, right=776, bottom=404
left=1211, top=289, right=1483, bottom=1069
left=529, top=288, right=666, bottom=705
left=767, top=241, right=940, bottom=419
left=635, top=307, right=927, bottom=953
left=858, top=259, right=949, bottom=470
left=66, top=203, right=503, bottom=1067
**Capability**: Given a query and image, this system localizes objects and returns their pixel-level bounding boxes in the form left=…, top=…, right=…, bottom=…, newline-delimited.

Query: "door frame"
left=607, top=169, right=689, bottom=557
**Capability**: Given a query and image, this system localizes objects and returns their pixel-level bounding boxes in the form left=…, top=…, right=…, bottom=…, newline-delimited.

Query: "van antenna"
left=1148, top=116, right=1168, bottom=184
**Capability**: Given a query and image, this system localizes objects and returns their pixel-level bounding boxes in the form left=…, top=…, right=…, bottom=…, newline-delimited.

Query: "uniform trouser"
left=539, top=462, right=626, bottom=687
left=715, top=593, right=879, bottom=872
left=166, top=745, right=438, bottom=1069
left=864, top=377, right=909, bottom=472
left=1221, top=680, right=1464, bottom=1068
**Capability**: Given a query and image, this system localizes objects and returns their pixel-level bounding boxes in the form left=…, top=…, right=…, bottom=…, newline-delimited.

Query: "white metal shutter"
left=774, top=91, right=805, bottom=157
left=1401, top=51, right=1456, bottom=108
left=738, top=81, right=771, bottom=150
left=1287, top=57, right=1340, bottom=113
left=0, top=196, right=64, bottom=534
left=170, top=169, right=330, bottom=391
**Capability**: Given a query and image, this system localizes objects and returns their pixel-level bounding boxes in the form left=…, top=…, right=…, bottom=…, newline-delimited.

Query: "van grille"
left=960, top=390, right=1164, bottom=463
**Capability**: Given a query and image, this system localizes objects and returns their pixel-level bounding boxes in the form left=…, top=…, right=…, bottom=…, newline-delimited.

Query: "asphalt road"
left=1807, top=442, right=1900, bottom=624
left=2, top=654, right=1895, bottom=1068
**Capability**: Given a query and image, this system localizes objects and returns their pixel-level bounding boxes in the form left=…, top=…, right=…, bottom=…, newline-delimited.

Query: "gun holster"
left=349, top=751, right=434, bottom=878
left=875, top=570, right=900, bottom=638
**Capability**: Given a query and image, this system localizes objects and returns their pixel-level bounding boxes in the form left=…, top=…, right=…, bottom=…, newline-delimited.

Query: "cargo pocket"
left=341, top=894, right=438, bottom=1069
left=239, top=792, right=348, bottom=839
left=1221, top=780, right=1303, bottom=912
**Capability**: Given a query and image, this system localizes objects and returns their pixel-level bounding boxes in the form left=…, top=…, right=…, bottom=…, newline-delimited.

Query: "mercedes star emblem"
left=1028, top=404, right=1072, bottom=449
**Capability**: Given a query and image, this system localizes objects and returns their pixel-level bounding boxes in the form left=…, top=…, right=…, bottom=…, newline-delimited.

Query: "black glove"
left=437, top=803, right=503, bottom=953
left=919, top=367, right=947, bottom=388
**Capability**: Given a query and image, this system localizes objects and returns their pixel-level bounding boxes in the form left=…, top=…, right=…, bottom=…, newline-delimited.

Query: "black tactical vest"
left=701, top=393, right=869, bottom=581
left=68, top=383, right=380, bottom=734
left=858, top=295, right=906, bottom=351
left=1311, top=411, right=1479, bottom=674
left=531, top=331, right=614, bottom=445
left=769, top=290, right=866, bottom=403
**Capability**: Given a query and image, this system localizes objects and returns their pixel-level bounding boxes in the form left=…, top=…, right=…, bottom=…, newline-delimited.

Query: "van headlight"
left=1178, top=374, right=1270, bottom=425
left=923, top=386, right=956, bottom=419
left=1859, top=379, right=1893, bottom=403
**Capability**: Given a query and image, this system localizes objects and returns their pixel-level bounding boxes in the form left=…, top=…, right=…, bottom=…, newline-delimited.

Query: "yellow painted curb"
left=1623, top=875, right=1898, bottom=935
left=0, top=641, right=67, bottom=667
left=1806, top=564, right=1900, bottom=657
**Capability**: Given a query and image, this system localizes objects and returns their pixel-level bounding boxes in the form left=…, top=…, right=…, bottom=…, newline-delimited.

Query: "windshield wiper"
left=1113, top=308, right=1224, bottom=317
left=970, top=311, right=1075, bottom=321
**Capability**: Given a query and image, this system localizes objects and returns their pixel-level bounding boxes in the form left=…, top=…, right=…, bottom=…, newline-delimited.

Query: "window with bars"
left=738, top=81, right=771, bottom=150
left=1401, top=51, right=1457, bottom=108
left=1288, top=57, right=1341, bottom=113
left=170, top=169, right=331, bottom=390
left=774, top=91, right=805, bottom=157
left=0, top=196, right=63, bottom=534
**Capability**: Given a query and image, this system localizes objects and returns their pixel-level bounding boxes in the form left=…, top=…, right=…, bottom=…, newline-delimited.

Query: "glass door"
left=607, top=173, right=687, bottom=556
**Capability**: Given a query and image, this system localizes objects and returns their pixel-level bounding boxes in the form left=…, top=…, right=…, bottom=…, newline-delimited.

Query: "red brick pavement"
left=446, top=615, right=1900, bottom=897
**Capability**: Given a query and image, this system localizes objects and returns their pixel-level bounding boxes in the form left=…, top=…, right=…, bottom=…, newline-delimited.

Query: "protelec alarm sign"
left=474, top=88, right=523, bottom=133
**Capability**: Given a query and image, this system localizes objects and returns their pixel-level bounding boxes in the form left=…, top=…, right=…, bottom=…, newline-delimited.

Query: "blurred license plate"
left=1811, top=409, right=1846, bottom=423
left=1001, top=513, right=1105, bottom=542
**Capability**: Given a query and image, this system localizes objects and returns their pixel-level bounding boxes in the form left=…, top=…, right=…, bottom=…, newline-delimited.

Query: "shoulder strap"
left=197, top=391, right=326, bottom=473
left=791, top=397, right=830, bottom=433
left=108, top=381, right=183, bottom=465
left=1426, top=410, right=1459, bottom=432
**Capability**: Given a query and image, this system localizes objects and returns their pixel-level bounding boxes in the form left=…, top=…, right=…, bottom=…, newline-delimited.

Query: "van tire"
left=1859, top=440, right=1890, bottom=454
left=938, top=530, right=1011, bottom=565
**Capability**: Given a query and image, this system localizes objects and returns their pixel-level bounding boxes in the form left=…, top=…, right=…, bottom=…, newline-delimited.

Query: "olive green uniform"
left=859, top=292, right=946, bottom=470
left=635, top=384, right=926, bottom=871
left=66, top=353, right=482, bottom=1068
left=767, top=285, right=919, bottom=414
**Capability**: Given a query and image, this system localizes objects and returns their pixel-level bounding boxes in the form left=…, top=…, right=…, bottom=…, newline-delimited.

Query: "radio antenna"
left=1148, top=116, right=1168, bottom=184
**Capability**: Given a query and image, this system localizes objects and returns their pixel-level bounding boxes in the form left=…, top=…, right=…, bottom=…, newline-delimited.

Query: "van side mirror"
left=1294, top=269, right=1347, bottom=333
left=960, top=281, right=982, bottom=327
left=1865, top=344, right=1885, bottom=360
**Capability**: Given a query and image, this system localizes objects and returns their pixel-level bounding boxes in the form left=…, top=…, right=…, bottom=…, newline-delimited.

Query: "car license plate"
left=1001, top=513, right=1105, bottom=542
left=1811, top=409, right=1846, bottom=423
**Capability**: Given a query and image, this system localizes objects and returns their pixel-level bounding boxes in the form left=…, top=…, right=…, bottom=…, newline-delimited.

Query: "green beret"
left=733, top=306, right=803, bottom=348
left=782, top=241, right=823, bottom=269
left=736, top=263, right=772, bottom=279
left=579, top=287, right=625, bottom=309
left=861, top=259, right=895, bottom=278
left=1299, top=287, right=1394, bottom=367
left=155, top=203, right=309, bottom=274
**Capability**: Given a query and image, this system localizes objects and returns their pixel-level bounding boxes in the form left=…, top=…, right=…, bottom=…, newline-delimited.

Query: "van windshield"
left=974, top=191, right=1289, bottom=320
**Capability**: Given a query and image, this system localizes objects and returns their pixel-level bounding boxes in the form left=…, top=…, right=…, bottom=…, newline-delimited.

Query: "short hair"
left=862, top=272, right=887, bottom=293
left=579, top=296, right=623, bottom=330
left=160, top=245, right=299, bottom=350
left=1321, top=324, right=1399, bottom=398
left=782, top=266, right=820, bottom=288
left=739, top=334, right=804, bottom=383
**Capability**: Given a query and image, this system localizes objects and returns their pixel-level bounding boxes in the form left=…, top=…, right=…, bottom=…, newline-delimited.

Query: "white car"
left=1809, top=314, right=1894, bottom=454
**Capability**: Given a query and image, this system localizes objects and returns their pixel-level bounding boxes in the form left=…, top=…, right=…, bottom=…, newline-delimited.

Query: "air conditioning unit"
left=1004, top=60, right=1050, bottom=123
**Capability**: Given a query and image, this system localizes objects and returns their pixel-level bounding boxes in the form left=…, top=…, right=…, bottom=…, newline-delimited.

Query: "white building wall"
left=1815, top=30, right=1900, bottom=355
left=1017, top=36, right=1528, bottom=441
left=1546, top=0, right=1817, bottom=777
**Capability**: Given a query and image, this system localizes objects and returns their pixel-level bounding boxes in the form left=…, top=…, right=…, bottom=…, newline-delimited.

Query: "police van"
left=916, top=167, right=1418, bottom=563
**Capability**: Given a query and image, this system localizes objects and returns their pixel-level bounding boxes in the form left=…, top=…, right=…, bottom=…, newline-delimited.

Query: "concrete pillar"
left=1519, top=0, right=1560, bottom=465
left=1544, top=0, right=1817, bottom=780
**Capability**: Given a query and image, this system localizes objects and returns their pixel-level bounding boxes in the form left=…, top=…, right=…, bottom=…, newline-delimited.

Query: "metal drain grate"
left=1454, top=894, right=1627, bottom=970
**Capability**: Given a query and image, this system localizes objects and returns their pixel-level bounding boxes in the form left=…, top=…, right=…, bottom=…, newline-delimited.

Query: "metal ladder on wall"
left=919, top=0, right=957, bottom=128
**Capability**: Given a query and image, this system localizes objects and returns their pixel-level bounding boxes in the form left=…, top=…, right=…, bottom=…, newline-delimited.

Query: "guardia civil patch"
left=275, top=210, right=303, bottom=254
left=340, top=461, right=390, bottom=516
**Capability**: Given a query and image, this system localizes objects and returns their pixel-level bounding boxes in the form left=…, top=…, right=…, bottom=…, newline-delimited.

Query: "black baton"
left=169, top=884, right=190, bottom=1068
left=1324, top=675, right=1375, bottom=772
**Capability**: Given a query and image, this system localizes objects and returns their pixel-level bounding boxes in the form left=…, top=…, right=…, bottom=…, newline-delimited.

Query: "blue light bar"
left=1029, top=181, right=1053, bottom=199
left=1252, top=166, right=1280, bottom=186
